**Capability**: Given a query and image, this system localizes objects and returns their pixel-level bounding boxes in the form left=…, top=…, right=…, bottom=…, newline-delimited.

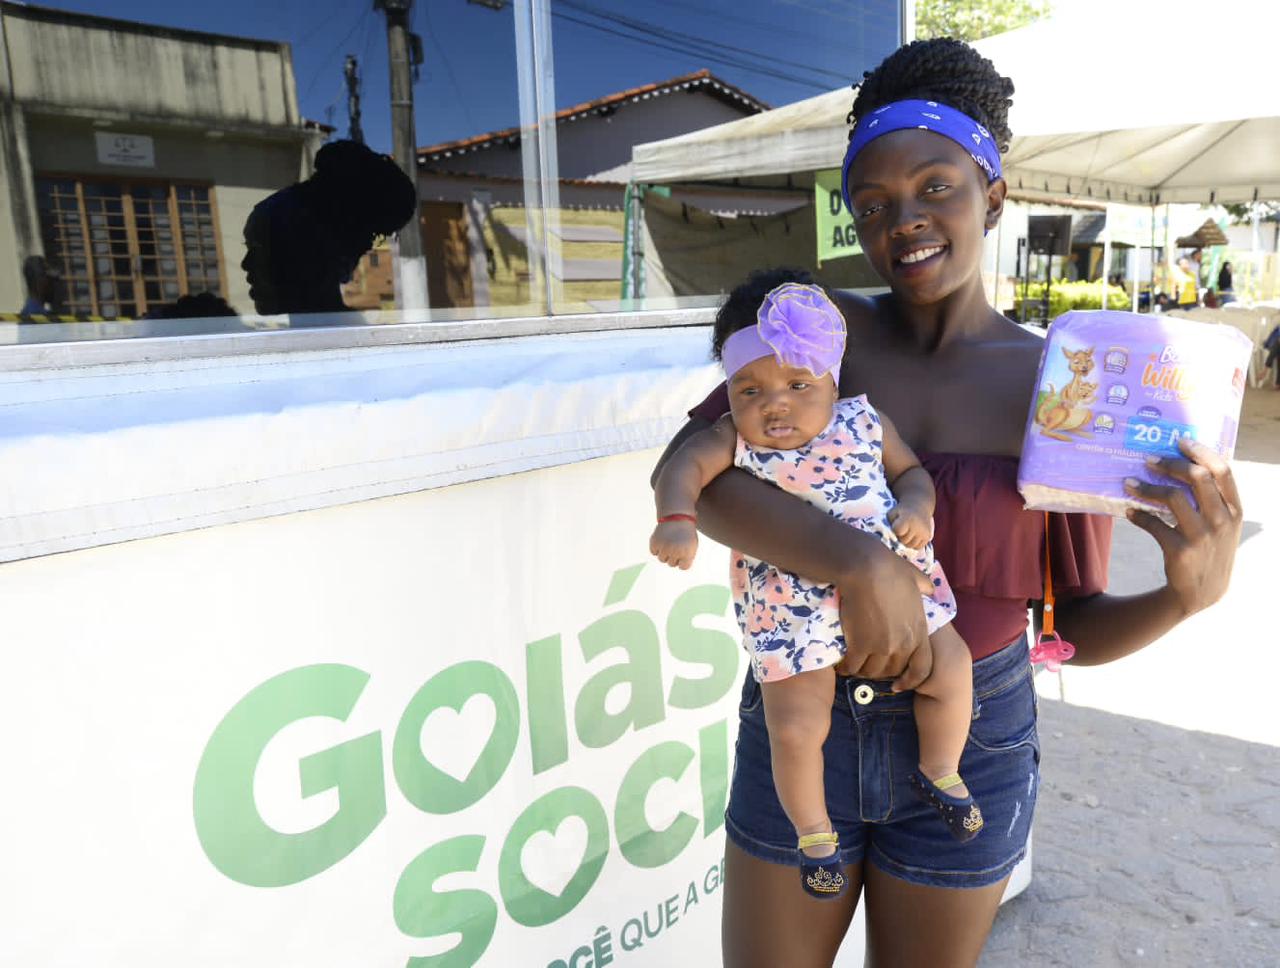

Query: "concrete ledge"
left=0, top=305, right=718, bottom=370
left=0, top=324, right=722, bottom=562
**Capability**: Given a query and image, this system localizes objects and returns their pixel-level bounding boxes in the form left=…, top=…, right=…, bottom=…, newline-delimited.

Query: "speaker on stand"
left=1021, top=215, right=1073, bottom=326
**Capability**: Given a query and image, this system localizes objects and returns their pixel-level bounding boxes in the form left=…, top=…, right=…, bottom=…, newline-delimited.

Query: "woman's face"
left=241, top=201, right=345, bottom=316
left=240, top=208, right=284, bottom=315
left=845, top=129, right=1006, bottom=305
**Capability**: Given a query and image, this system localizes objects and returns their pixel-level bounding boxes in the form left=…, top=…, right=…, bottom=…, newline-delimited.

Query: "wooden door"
left=420, top=201, right=473, bottom=309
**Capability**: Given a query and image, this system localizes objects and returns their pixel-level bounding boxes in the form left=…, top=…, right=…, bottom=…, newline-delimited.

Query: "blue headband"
left=841, top=99, right=1002, bottom=218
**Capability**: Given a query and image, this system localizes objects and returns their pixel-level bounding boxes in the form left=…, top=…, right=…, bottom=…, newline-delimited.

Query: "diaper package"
left=1018, top=310, right=1253, bottom=520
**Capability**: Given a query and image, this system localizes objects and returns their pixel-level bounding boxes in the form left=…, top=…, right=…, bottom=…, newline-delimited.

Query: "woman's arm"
left=651, top=417, right=938, bottom=685
left=1051, top=439, right=1242, bottom=664
left=1040, top=588, right=1185, bottom=666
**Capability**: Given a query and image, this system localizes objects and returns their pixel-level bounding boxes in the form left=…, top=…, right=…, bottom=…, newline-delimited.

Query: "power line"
left=558, top=0, right=850, bottom=84
left=302, top=8, right=373, bottom=102
left=552, top=9, right=826, bottom=90
left=305, top=7, right=371, bottom=127
left=298, top=0, right=352, bottom=47
left=550, top=10, right=831, bottom=92
left=774, top=0, right=863, bottom=25
left=419, top=0, right=478, bottom=135
left=360, top=6, right=378, bottom=67
left=629, top=0, right=855, bottom=55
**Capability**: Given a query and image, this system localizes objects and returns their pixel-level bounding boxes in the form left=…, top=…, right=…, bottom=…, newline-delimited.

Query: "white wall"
left=1226, top=223, right=1280, bottom=255
left=0, top=319, right=1032, bottom=966
left=2, top=4, right=299, bottom=128
left=23, top=115, right=311, bottom=313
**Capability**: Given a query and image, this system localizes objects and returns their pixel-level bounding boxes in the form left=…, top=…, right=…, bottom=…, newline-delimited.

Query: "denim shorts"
left=724, top=637, right=1040, bottom=889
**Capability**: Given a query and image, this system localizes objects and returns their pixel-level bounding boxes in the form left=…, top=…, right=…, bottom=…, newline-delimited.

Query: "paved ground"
left=983, top=700, right=1280, bottom=966
left=983, top=387, right=1280, bottom=966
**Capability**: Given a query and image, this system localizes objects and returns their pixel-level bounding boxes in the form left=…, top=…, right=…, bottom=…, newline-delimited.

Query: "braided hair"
left=243, top=140, right=416, bottom=314
left=300, top=140, right=418, bottom=269
left=848, top=38, right=1014, bottom=154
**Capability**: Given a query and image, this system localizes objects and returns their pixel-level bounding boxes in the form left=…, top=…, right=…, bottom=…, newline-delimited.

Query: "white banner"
left=0, top=449, right=747, bottom=967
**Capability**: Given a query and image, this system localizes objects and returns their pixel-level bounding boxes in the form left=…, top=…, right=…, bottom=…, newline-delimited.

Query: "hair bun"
left=850, top=38, right=1014, bottom=152
left=310, top=139, right=417, bottom=241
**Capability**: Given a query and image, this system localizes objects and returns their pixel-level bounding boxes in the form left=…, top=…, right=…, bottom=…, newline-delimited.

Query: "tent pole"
left=1149, top=202, right=1157, bottom=310
left=620, top=182, right=634, bottom=303
left=1100, top=214, right=1110, bottom=309
left=1129, top=243, right=1138, bottom=313
left=1128, top=207, right=1139, bottom=312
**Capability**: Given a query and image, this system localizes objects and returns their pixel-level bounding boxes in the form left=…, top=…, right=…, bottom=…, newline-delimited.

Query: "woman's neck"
left=883, top=274, right=1003, bottom=353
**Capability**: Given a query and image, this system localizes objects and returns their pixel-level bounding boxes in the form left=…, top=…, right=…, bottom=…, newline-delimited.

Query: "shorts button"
left=853, top=683, right=875, bottom=705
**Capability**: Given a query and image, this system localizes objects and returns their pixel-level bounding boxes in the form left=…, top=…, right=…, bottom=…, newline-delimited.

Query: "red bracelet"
left=657, top=513, right=697, bottom=525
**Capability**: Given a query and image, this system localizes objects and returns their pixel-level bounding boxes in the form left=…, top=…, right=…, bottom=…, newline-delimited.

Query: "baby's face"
left=728, top=355, right=838, bottom=450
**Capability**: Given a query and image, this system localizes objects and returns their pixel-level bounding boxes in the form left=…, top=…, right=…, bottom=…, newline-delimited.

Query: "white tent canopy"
left=632, top=0, right=1280, bottom=205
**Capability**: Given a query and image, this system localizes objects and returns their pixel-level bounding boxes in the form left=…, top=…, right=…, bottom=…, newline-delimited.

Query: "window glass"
left=1, top=0, right=533, bottom=339
left=2, top=0, right=901, bottom=342
left=36, top=177, right=222, bottom=318
left=544, top=0, right=902, bottom=314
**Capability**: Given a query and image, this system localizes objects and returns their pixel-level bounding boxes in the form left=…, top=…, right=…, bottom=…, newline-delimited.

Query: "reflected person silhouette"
left=20, top=255, right=64, bottom=316
left=241, top=140, right=416, bottom=318
left=147, top=292, right=239, bottom=319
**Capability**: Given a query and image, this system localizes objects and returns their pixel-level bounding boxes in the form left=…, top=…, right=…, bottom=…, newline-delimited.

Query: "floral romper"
left=731, top=395, right=957, bottom=682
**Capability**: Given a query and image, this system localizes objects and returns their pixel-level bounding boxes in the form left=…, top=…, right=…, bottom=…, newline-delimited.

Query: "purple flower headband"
left=721, top=283, right=847, bottom=383
left=840, top=99, right=1003, bottom=219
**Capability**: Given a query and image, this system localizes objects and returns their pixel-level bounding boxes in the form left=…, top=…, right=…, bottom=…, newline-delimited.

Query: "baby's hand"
left=887, top=503, right=933, bottom=550
left=650, top=520, right=698, bottom=570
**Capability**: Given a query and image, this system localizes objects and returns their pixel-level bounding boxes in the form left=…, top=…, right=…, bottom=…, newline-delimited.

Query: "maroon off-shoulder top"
left=689, top=384, right=1111, bottom=660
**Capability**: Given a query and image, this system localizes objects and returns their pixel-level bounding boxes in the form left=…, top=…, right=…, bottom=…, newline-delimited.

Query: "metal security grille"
left=35, top=176, right=224, bottom=318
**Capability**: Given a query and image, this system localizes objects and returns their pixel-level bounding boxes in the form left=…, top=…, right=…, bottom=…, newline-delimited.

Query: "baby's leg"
left=913, top=622, right=974, bottom=797
left=760, top=666, right=836, bottom=856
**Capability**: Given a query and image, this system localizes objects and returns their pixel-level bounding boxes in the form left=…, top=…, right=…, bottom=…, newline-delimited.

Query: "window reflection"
left=543, top=0, right=901, bottom=313
left=36, top=177, right=222, bottom=318
left=2, top=0, right=902, bottom=336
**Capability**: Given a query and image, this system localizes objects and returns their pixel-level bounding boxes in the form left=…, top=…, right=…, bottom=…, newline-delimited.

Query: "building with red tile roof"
left=418, top=69, right=769, bottom=183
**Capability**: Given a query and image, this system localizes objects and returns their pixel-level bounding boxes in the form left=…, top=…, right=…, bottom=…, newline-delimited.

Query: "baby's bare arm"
left=650, top=416, right=737, bottom=570
left=653, top=414, right=737, bottom=517
left=879, top=410, right=934, bottom=512
left=879, top=411, right=936, bottom=548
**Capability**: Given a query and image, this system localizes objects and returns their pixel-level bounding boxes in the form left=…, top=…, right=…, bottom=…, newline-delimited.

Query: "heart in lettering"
left=521, top=817, right=590, bottom=899
left=420, top=693, right=497, bottom=783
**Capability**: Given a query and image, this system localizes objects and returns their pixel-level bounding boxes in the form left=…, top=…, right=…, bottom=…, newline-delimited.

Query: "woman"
left=1218, top=261, right=1234, bottom=303
left=1175, top=257, right=1199, bottom=307
left=1265, top=322, right=1280, bottom=388
left=652, top=39, right=1242, bottom=967
left=241, top=139, right=416, bottom=317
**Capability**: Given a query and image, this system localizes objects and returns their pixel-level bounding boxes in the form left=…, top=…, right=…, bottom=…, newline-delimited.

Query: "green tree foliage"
left=1224, top=201, right=1279, bottom=225
left=916, top=0, right=1052, bottom=42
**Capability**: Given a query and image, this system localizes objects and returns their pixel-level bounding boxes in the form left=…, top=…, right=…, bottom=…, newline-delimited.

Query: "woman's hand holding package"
left=1123, top=436, right=1243, bottom=617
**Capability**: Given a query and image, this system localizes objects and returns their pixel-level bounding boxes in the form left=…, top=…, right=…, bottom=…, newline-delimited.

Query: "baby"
left=650, top=279, right=983, bottom=900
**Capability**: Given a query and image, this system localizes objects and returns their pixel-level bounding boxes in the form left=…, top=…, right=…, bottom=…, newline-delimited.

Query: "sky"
left=26, top=0, right=900, bottom=153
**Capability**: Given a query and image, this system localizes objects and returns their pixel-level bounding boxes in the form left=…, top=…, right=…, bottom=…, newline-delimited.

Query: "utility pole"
left=374, top=0, right=428, bottom=312
left=344, top=55, right=364, bottom=144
